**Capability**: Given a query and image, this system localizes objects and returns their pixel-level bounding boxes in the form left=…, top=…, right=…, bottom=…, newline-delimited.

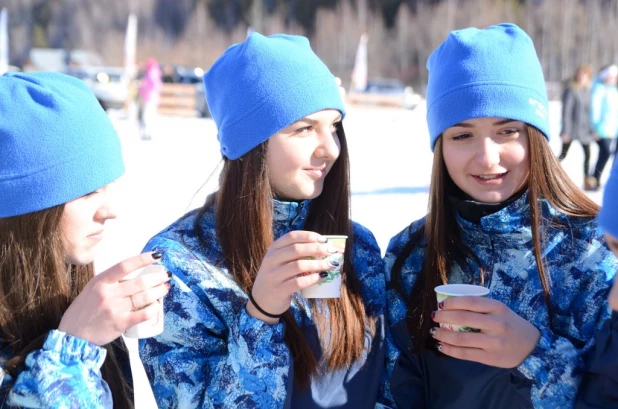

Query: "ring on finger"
left=130, top=294, right=139, bottom=311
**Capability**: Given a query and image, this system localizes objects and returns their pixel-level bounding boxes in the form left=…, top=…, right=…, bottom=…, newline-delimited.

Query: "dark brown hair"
left=392, top=125, right=599, bottom=352
left=0, top=205, right=133, bottom=408
left=194, top=123, right=371, bottom=386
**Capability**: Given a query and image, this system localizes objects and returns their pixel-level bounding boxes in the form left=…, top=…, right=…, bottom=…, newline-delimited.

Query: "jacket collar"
left=272, top=199, right=311, bottom=229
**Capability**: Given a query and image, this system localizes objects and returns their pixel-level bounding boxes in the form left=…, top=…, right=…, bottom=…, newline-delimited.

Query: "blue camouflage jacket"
left=385, top=193, right=618, bottom=409
left=140, top=198, right=388, bottom=409
left=0, top=330, right=112, bottom=408
left=575, top=310, right=618, bottom=408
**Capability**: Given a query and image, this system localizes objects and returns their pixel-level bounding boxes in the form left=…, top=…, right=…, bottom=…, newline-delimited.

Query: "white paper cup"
left=123, top=264, right=166, bottom=339
left=301, top=235, right=347, bottom=299
left=434, top=284, right=490, bottom=332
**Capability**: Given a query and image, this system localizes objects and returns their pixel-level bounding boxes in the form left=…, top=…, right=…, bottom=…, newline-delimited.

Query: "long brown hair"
left=194, top=123, right=371, bottom=387
left=392, top=125, right=599, bottom=353
left=0, top=205, right=133, bottom=408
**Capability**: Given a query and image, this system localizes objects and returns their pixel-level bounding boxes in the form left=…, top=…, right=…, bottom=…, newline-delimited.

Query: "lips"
left=306, top=164, right=327, bottom=172
left=473, top=172, right=507, bottom=180
left=88, top=230, right=104, bottom=239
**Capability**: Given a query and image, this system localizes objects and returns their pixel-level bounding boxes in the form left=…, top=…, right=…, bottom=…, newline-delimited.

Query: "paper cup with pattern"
left=301, top=235, right=347, bottom=299
left=434, top=284, right=490, bottom=332
left=123, top=264, right=166, bottom=339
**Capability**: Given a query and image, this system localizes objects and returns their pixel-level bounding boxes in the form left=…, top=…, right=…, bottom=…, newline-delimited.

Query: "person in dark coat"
left=558, top=64, right=596, bottom=190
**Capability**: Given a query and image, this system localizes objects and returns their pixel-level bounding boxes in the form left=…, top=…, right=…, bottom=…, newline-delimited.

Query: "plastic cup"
left=123, top=264, right=166, bottom=339
left=301, top=235, right=347, bottom=299
left=434, top=284, right=490, bottom=332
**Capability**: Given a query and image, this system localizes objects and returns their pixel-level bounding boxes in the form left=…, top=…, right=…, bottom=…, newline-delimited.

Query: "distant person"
left=0, top=72, right=170, bottom=408
left=590, top=64, right=618, bottom=190
left=138, top=33, right=389, bottom=408
left=576, top=161, right=618, bottom=407
left=558, top=64, right=596, bottom=190
left=385, top=23, right=617, bottom=408
left=160, top=63, right=175, bottom=83
left=139, top=58, right=163, bottom=141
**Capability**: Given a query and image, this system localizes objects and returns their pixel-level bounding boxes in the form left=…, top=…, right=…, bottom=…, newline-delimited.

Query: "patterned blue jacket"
left=575, top=310, right=618, bottom=407
left=0, top=330, right=112, bottom=408
left=384, top=194, right=618, bottom=409
left=140, top=199, right=388, bottom=409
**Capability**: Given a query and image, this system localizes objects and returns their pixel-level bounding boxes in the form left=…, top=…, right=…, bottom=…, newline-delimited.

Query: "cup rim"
left=434, top=284, right=489, bottom=297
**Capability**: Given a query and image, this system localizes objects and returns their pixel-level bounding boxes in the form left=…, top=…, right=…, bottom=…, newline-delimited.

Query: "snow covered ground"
left=97, top=101, right=610, bottom=408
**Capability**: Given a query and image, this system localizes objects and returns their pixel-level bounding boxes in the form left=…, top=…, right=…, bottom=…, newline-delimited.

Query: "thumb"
left=98, top=252, right=161, bottom=283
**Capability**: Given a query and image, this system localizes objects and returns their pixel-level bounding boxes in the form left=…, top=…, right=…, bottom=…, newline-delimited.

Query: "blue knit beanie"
left=0, top=72, right=125, bottom=218
left=204, top=33, right=346, bottom=160
left=599, top=162, right=618, bottom=238
left=426, top=23, right=550, bottom=151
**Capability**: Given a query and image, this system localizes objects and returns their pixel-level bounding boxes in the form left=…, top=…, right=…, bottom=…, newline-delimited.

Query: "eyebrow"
left=296, top=114, right=343, bottom=126
left=451, top=119, right=517, bottom=128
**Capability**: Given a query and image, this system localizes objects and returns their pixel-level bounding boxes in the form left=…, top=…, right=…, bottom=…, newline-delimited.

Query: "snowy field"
left=97, top=101, right=609, bottom=408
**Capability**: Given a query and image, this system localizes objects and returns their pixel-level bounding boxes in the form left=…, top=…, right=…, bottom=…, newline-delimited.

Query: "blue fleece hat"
left=0, top=72, right=125, bottom=218
left=426, top=23, right=550, bottom=151
left=599, top=162, right=618, bottom=238
left=204, top=33, right=345, bottom=160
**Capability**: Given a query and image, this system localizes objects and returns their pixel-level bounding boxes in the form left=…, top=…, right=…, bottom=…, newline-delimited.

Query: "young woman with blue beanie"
left=0, top=72, right=171, bottom=408
left=576, top=162, right=618, bottom=407
left=384, top=23, right=618, bottom=408
left=139, top=33, right=388, bottom=408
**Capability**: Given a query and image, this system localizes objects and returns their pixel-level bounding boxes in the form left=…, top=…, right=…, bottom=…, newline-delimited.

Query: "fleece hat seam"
left=0, top=153, right=86, bottom=181
left=427, top=81, right=548, bottom=114
left=219, top=73, right=338, bottom=132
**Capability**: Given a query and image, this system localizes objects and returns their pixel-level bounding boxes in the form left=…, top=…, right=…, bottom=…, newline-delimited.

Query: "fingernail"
left=167, top=271, right=172, bottom=278
left=152, top=251, right=163, bottom=259
left=327, top=246, right=338, bottom=254
left=436, top=342, right=442, bottom=352
left=431, top=311, right=436, bottom=320
left=438, top=301, right=444, bottom=310
left=329, top=260, right=340, bottom=267
left=317, top=236, right=328, bottom=243
left=430, top=328, right=437, bottom=337
left=319, top=271, right=329, bottom=278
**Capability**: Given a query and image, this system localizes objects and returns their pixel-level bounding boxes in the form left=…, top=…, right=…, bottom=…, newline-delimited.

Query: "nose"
left=314, top=126, right=341, bottom=161
left=475, top=137, right=500, bottom=168
left=95, top=187, right=119, bottom=222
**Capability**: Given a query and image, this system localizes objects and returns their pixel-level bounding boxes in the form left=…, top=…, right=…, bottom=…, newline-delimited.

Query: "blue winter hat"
left=0, top=72, right=125, bottom=218
left=204, top=33, right=346, bottom=160
left=426, top=23, right=550, bottom=151
left=599, top=162, right=618, bottom=238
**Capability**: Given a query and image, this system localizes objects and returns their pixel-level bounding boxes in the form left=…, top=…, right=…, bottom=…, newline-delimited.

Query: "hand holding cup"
left=248, top=230, right=340, bottom=324
left=430, top=294, right=540, bottom=368
left=58, top=252, right=171, bottom=345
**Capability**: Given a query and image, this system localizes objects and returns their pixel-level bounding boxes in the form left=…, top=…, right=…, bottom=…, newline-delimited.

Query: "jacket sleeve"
left=561, top=87, right=574, bottom=136
left=8, top=330, right=111, bottom=408
left=349, top=223, right=395, bottom=409
left=515, top=241, right=617, bottom=408
left=575, top=310, right=618, bottom=408
left=382, top=226, right=427, bottom=409
left=515, top=328, right=588, bottom=406
left=139, top=237, right=292, bottom=409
